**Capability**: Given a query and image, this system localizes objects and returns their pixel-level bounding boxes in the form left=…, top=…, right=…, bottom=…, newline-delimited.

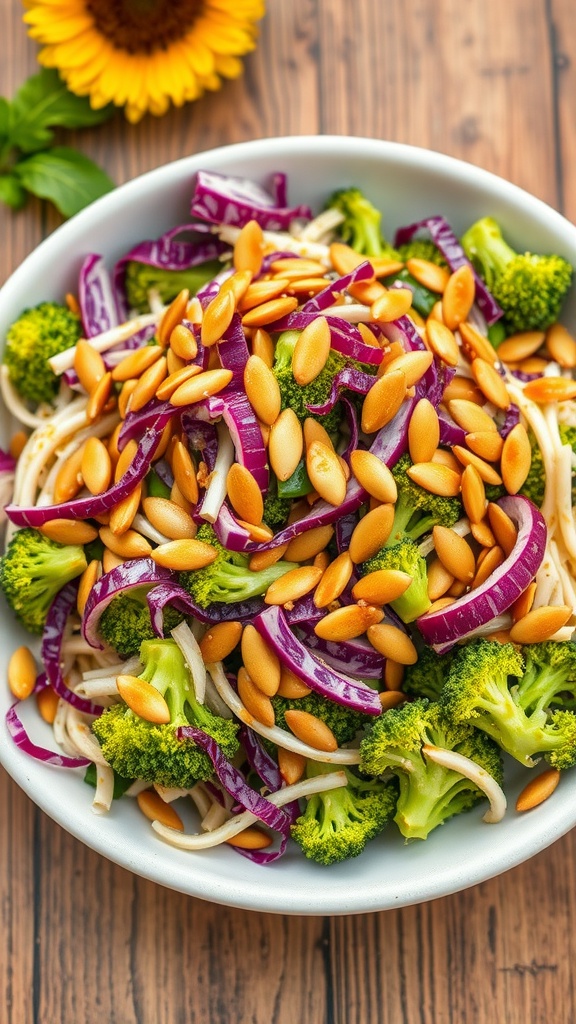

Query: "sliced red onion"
left=7, top=408, right=173, bottom=527
left=79, top=254, right=120, bottom=337
left=177, top=726, right=291, bottom=834
left=254, top=606, right=382, bottom=715
left=305, top=367, right=377, bottom=415
left=394, top=216, right=503, bottom=325
left=416, top=495, right=547, bottom=653
left=42, top=582, right=101, bottom=716
left=6, top=703, right=90, bottom=768
left=82, top=559, right=173, bottom=649
left=300, top=261, right=374, bottom=313
left=146, top=581, right=265, bottom=629
left=298, top=627, right=384, bottom=679
left=190, top=169, right=312, bottom=231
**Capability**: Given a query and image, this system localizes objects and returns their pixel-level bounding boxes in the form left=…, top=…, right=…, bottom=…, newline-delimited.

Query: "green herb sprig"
left=0, top=68, right=115, bottom=218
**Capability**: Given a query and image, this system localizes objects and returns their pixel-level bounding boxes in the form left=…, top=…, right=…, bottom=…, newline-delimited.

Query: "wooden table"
left=2, top=1, right=576, bottom=1021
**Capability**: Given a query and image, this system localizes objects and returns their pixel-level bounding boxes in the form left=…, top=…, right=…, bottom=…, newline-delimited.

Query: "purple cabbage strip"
left=146, top=581, right=264, bottom=631
left=6, top=704, right=90, bottom=769
left=340, top=395, right=360, bottom=463
left=284, top=594, right=325, bottom=627
left=335, top=512, right=358, bottom=555
left=152, top=458, right=174, bottom=491
left=112, top=224, right=226, bottom=320
left=7, top=408, right=173, bottom=528
left=298, top=627, right=385, bottom=679
left=202, top=391, right=269, bottom=494
left=305, top=367, right=376, bottom=415
left=394, top=215, right=503, bottom=325
left=499, top=404, right=521, bottom=439
left=0, top=447, right=16, bottom=473
left=79, top=254, right=120, bottom=338
left=190, top=169, right=312, bottom=231
left=269, top=310, right=383, bottom=365
left=118, top=399, right=174, bottom=449
left=239, top=725, right=301, bottom=845
left=300, top=261, right=374, bottom=314
left=42, top=581, right=101, bottom=716
left=271, top=173, right=288, bottom=208
left=217, top=312, right=250, bottom=387
left=82, top=559, right=174, bottom=649
left=254, top=605, right=382, bottom=716
left=177, top=727, right=292, bottom=834
left=181, top=415, right=219, bottom=472
left=438, top=410, right=467, bottom=448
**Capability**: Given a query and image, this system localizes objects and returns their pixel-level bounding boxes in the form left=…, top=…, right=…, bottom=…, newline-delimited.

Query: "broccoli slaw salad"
left=1, top=167, right=576, bottom=868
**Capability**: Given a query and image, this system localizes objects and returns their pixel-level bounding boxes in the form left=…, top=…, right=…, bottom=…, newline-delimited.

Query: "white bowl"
left=1, top=136, right=576, bottom=916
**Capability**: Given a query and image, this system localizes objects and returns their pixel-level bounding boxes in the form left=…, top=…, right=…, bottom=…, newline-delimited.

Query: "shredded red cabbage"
left=6, top=703, right=90, bottom=768
left=253, top=606, right=382, bottom=715
left=82, top=559, right=173, bottom=649
left=201, top=391, right=269, bottom=494
left=394, top=215, right=503, bottom=325
left=146, top=581, right=265, bottom=629
left=42, top=581, right=101, bottom=716
left=300, top=261, right=374, bottom=313
left=268, top=311, right=383, bottom=365
left=298, top=626, right=385, bottom=679
left=79, top=254, right=120, bottom=337
left=7, top=408, right=173, bottom=528
left=190, top=169, right=312, bottom=231
left=177, top=727, right=291, bottom=833
left=305, top=367, right=377, bottom=415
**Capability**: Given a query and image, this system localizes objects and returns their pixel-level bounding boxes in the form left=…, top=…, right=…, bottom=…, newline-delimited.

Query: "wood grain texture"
left=2, top=1, right=576, bottom=1022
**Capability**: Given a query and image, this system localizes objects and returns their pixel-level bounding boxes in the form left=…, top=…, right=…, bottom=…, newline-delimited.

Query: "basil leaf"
left=14, top=146, right=114, bottom=217
left=0, top=173, right=27, bottom=210
left=8, top=69, right=114, bottom=154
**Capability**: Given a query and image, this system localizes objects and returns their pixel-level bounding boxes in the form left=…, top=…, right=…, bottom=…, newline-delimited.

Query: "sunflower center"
left=87, top=0, right=204, bottom=54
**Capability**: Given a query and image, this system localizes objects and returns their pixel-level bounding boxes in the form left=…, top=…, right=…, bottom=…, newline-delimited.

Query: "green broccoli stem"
left=394, top=759, right=477, bottom=840
left=461, top=217, right=516, bottom=287
left=471, top=681, right=564, bottom=767
left=515, top=666, right=574, bottom=716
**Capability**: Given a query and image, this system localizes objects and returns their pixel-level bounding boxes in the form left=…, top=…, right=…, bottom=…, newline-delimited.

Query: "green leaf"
left=14, top=147, right=114, bottom=218
left=8, top=69, right=114, bottom=154
left=0, top=173, right=27, bottom=210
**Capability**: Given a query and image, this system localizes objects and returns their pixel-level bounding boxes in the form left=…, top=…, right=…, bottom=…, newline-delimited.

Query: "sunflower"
left=22, top=0, right=266, bottom=123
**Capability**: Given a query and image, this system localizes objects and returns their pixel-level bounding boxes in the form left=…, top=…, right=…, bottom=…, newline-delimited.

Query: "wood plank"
left=550, top=0, right=576, bottom=221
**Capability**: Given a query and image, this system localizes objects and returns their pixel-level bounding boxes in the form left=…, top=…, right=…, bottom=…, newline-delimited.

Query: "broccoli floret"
left=273, top=690, right=370, bottom=747
left=178, top=523, right=297, bottom=609
left=290, top=761, right=398, bottom=865
left=92, top=638, right=238, bottom=787
left=273, top=330, right=346, bottom=435
left=262, top=490, right=292, bottom=531
left=515, top=642, right=576, bottom=715
left=326, top=187, right=399, bottom=258
left=360, top=454, right=462, bottom=623
left=396, top=239, right=447, bottom=267
left=359, top=698, right=503, bottom=840
left=3, top=302, right=82, bottom=405
left=0, top=527, right=87, bottom=634
left=389, top=453, right=463, bottom=543
left=98, top=589, right=185, bottom=658
left=461, top=216, right=573, bottom=333
left=361, top=537, right=430, bottom=623
left=442, top=639, right=576, bottom=769
left=403, top=646, right=455, bottom=702
left=124, top=259, right=222, bottom=313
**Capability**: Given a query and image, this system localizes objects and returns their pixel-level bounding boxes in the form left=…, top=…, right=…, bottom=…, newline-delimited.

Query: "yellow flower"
left=22, top=0, right=266, bottom=123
